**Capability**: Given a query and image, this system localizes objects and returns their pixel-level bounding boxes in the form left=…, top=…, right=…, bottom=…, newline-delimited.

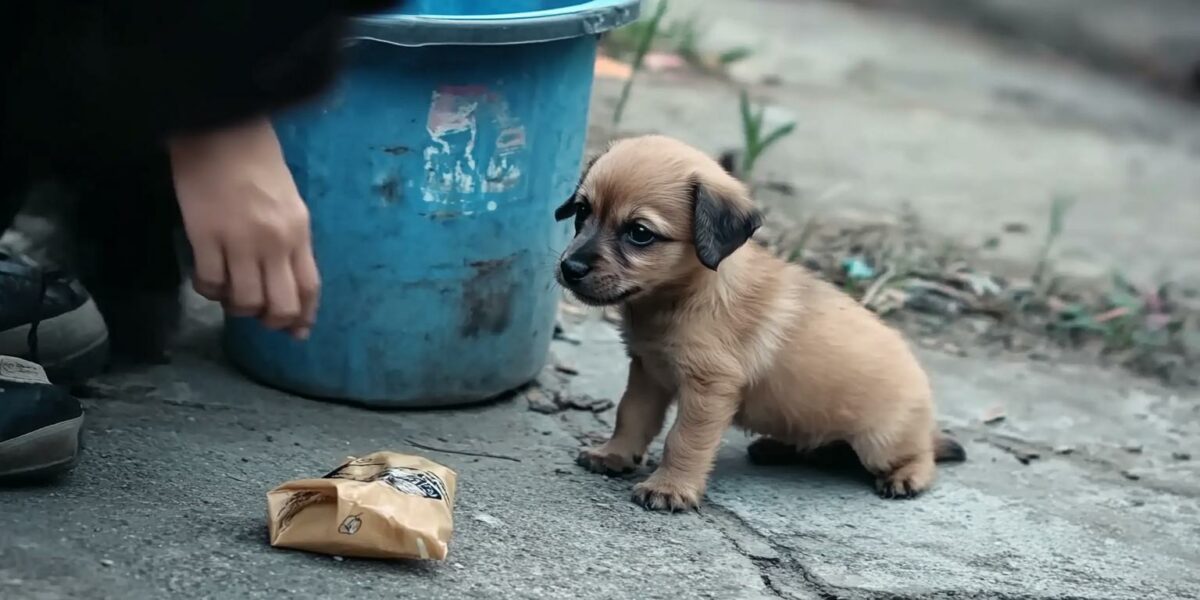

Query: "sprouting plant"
left=1032, top=194, right=1074, bottom=286
left=737, top=89, right=796, bottom=179
left=613, top=0, right=669, bottom=127
left=717, top=46, right=754, bottom=66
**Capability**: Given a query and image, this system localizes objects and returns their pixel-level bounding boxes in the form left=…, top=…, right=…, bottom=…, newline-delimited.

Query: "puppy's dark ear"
left=554, top=195, right=577, bottom=221
left=556, top=152, right=603, bottom=221
left=692, top=181, right=763, bottom=270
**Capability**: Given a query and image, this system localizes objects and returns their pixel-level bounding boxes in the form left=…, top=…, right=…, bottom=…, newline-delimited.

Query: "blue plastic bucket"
left=223, top=0, right=640, bottom=407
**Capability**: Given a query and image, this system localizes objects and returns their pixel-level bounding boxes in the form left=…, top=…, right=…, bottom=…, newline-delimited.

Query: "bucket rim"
left=350, top=0, right=642, bottom=47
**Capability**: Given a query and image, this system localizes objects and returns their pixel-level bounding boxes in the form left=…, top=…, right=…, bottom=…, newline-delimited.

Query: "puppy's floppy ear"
left=555, top=152, right=602, bottom=221
left=692, top=179, right=763, bottom=270
left=554, top=195, right=578, bottom=221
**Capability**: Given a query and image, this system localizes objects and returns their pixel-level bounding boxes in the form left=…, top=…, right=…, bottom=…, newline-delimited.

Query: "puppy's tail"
left=933, top=432, right=967, bottom=463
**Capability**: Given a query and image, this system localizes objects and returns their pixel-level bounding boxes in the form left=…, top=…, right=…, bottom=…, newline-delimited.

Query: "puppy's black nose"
left=560, top=258, right=591, bottom=283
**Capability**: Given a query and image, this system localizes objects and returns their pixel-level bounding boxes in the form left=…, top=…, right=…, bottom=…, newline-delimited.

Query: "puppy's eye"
left=573, top=204, right=591, bottom=233
left=624, top=224, right=657, bottom=247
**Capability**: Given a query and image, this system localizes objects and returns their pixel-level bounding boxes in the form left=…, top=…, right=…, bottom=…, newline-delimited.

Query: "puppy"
left=555, top=135, right=964, bottom=511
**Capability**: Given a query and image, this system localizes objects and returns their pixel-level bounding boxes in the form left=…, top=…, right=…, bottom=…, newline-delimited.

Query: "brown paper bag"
left=267, top=451, right=457, bottom=560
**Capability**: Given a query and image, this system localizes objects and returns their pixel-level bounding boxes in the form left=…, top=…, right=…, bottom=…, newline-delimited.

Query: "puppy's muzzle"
left=559, top=257, right=591, bottom=284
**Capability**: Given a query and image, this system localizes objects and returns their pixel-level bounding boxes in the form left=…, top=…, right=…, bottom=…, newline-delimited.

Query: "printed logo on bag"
left=323, top=460, right=449, bottom=501
left=338, top=514, right=363, bottom=535
left=375, top=467, right=448, bottom=501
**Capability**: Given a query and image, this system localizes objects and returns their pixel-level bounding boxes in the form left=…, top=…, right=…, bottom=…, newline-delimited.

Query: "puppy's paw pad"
left=576, top=447, right=640, bottom=476
left=875, top=475, right=924, bottom=500
left=632, top=478, right=702, bottom=512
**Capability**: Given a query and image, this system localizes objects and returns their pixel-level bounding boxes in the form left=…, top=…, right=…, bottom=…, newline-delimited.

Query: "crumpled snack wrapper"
left=267, top=451, right=457, bottom=560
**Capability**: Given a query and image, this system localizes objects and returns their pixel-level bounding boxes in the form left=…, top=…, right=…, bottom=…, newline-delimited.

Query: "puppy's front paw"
left=632, top=474, right=703, bottom=512
left=576, top=446, right=641, bottom=476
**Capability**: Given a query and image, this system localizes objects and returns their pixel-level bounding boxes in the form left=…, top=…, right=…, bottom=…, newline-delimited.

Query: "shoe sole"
left=0, top=415, right=84, bottom=480
left=0, top=297, right=109, bottom=384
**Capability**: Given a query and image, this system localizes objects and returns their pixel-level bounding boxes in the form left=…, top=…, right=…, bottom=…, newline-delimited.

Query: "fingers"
left=262, top=254, right=302, bottom=332
left=205, top=233, right=319, bottom=339
left=290, top=246, right=321, bottom=340
left=191, top=239, right=227, bottom=300
left=224, top=242, right=266, bottom=318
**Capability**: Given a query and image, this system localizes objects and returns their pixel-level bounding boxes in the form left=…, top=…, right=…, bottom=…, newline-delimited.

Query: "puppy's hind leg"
left=850, top=422, right=937, bottom=500
left=577, top=357, right=672, bottom=476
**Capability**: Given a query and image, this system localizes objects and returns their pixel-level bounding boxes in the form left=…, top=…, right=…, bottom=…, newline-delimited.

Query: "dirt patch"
left=756, top=204, right=1200, bottom=388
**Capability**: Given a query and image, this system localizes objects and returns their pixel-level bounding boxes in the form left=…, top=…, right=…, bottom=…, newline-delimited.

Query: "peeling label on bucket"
left=422, top=86, right=527, bottom=214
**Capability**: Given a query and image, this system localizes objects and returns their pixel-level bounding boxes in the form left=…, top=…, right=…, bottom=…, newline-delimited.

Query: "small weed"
left=612, top=0, right=670, bottom=127
left=1032, top=194, right=1074, bottom=286
left=737, top=90, right=796, bottom=179
left=717, top=46, right=755, bottom=66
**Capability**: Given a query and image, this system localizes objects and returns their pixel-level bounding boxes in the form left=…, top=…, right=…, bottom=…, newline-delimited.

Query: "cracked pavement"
left=3, top=301, right=1197, bottom=599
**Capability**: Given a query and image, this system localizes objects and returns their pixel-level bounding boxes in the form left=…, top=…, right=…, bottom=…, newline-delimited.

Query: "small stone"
left=99, top=559, right=114, bottom=567
left=982, top=405, right=1007, bottom=425
left=554, top=362, right=580, bottom=376
left=1053, top=445, right=1075, bottom=455
left=473, top=513, right=502, bottom=527
left=453, top=563, right=465, bottom=570
left=265, top=435, right=275, bottom=443
left=1123, top=444, right=1144, bottom=454
left=560, top=394, right=614, bottom=413
left=525, top=388, right=561, bottom=414
left=240, top=457, right=249, bottom=463
left=1120, top=470, right=1141, bottom=481
left=333, top=556, right=344, bottom=562
left=1172, top=452, right=1191, bottom=461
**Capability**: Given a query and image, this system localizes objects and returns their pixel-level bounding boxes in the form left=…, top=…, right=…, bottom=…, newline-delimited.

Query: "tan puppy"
left=554, top=135, right=965, bottom=511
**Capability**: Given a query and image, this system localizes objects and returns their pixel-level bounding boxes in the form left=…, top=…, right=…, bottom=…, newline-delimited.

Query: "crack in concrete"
left=702, top=503, right=844, bottom=599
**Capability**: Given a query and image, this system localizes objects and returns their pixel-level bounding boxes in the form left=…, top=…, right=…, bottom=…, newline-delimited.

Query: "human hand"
left=168, top=117, right=319, bottom=339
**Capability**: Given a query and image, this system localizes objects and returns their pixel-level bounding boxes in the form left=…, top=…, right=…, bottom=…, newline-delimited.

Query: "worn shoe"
left=0, top=248, right=108, bottom=383
left=0, top=356, right=83, bottom=481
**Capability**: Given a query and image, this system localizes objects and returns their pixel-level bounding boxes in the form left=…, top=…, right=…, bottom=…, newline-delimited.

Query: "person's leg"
left=66, top=148, right=185, bottom=364
left=0, top=146, right=109, bottom=382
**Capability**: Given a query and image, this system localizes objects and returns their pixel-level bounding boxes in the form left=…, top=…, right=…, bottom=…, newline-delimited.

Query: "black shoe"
left=0, top=356, right=83, bottom=481
left=0, top=248, right=108, bottom=383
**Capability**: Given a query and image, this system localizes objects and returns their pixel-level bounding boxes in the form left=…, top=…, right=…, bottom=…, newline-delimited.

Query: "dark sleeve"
left=3, top=0, right=399, bottom=155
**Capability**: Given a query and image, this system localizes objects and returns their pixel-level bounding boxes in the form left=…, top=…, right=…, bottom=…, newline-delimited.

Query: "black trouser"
left=0, top=142, right=184, bottom=359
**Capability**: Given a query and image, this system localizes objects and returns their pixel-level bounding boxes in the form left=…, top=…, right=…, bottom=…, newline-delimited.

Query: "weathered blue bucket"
left=224, top=0, right=640, bottom=407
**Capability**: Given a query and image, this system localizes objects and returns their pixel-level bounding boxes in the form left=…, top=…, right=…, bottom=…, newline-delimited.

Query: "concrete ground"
left=3, top=300, right=1198, bottom=599
left=4, top=1, right=1200, bottom=599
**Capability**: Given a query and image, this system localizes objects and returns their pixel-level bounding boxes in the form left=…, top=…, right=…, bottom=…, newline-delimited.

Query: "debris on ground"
left=525, top=386, right=613, bottom=414
left=554, top=361, right=580, bottom=376
left=982, top=405, right=1007, bottom=425
left=754, top=206, right=1200, bottom=389
left=594, top=55, right=633, bottom=80
left=472, top=513, right=503, bottom=527
left=559, top=394, right=614, bottom=413
left=987, top=440, right=1041, bottom=465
